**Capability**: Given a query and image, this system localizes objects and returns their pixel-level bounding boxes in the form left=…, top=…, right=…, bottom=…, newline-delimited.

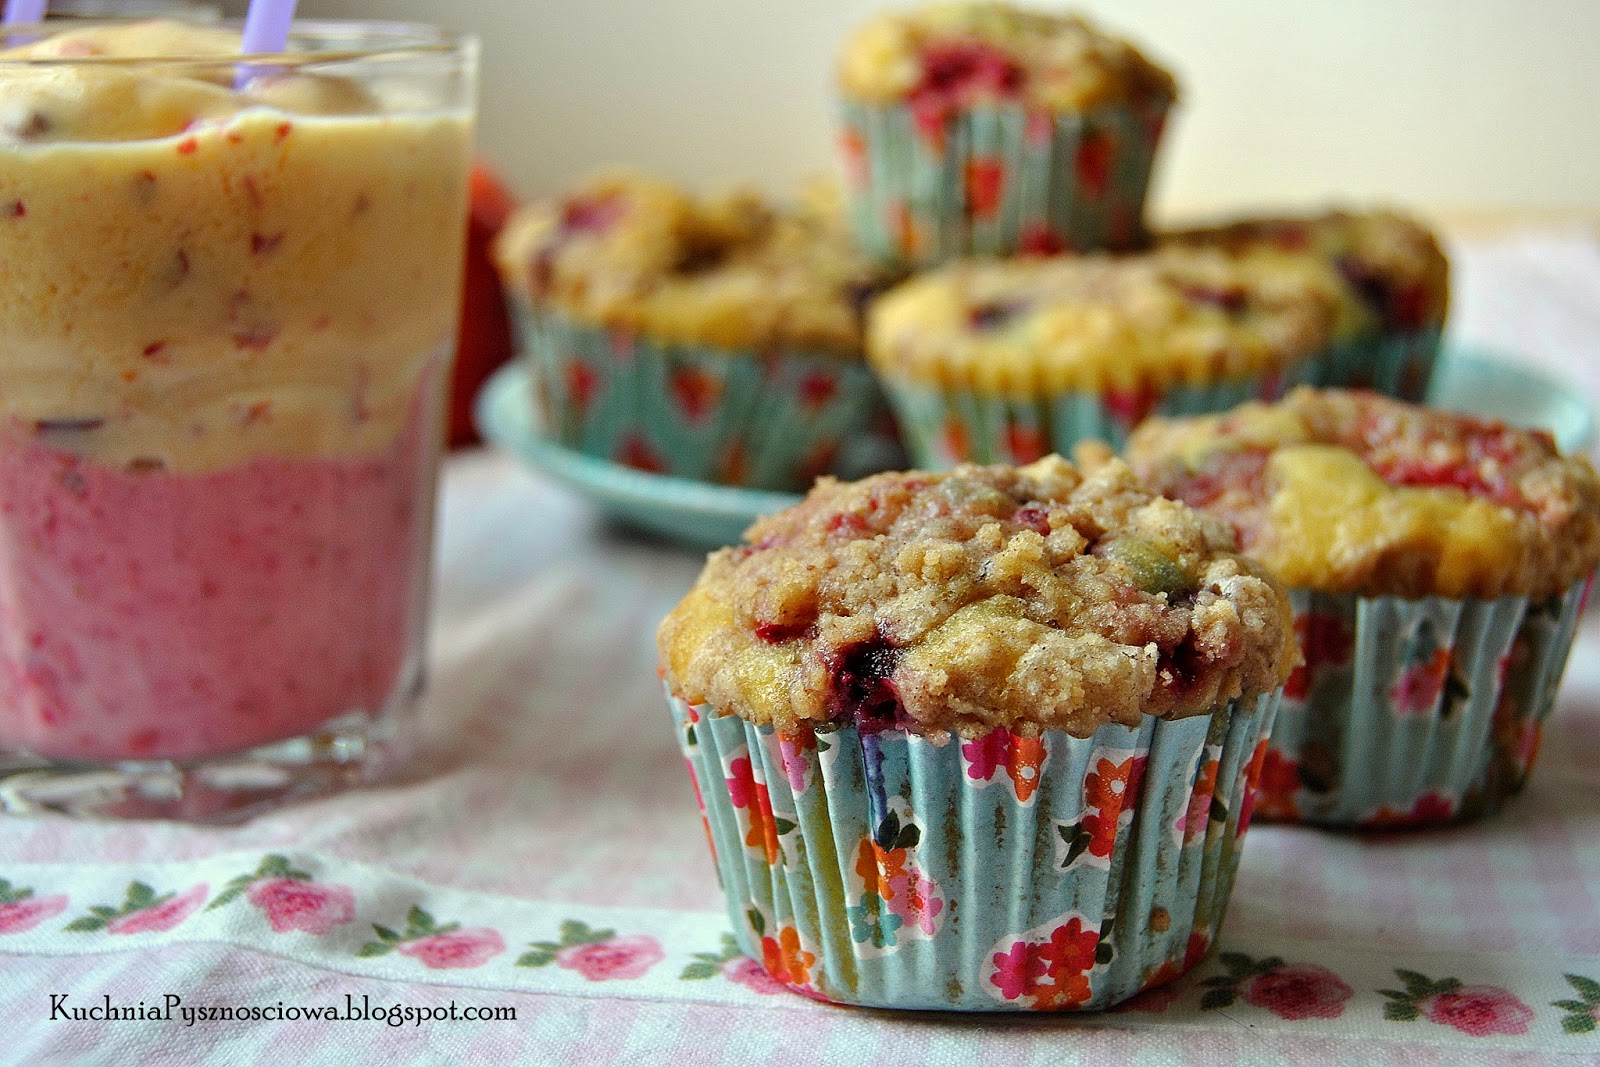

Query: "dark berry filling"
left=825, top=634, right=907, bottom=732
left=916, top=42, right=1025, bottom=102
left=969, top=300, right=1027, bottom=331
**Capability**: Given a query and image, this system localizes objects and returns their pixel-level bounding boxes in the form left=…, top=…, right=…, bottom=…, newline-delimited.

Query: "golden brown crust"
left=837, top=2, right=1178, bottom=113
left=865, top=248, right=1340, bottom=393
left=1162, top=209, right=1450, bottom=334
left=1125, top=388, right=1600, bottom=599
left=493, top=172, right=887, bottom=356
left=658, top=456, right=1296, bottom=738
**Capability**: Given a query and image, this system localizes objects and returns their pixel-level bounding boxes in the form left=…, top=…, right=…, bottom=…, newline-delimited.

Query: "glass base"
left=0, top=699, right=412, bottom=824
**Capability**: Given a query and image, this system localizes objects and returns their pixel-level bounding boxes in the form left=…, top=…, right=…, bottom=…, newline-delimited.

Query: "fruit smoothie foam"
left=0, top=21, right=472, bottom=761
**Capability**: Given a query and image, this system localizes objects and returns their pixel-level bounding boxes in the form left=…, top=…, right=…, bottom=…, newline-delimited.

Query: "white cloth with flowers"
left=2, top=230, right=1600, bottom=1065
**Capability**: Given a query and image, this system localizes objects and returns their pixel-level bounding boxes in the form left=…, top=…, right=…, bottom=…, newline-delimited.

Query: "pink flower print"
left=520, top=920, right=663, bottom=982
left=1380, top=968, right=1534, bottom=1035
left=1391, top=647, right=1451, bottom=715
left=990, top=940, right=1046, bottom=1001
left=962, top=729, right=1009, bottom=782
left=246, top=878, right=355, bottom=935
left=556, top=934, right=665, bottom=981
left=726, top=753, right=782, bottom=863
left=397, top=928, right=506, bottom=970
left=361, top=905, right=503, bottom=969
left=723, top=955, right=784, bottom=995
left=0, top=892, right=68, bottom=934
left=1422, top=985, right=1535, bottom=1037
left=884, top=869, right=944, bottom=936
left=1242, top=964, right=1353, bottom=1020
left=1104, top=382, right=1160, bottom=430
left=777, top=727, right=815, bottom=793
left=105, top=884, right=207, bottom=935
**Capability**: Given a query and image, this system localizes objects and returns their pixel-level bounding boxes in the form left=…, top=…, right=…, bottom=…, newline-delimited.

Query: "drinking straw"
left=3, top=0, right=48, bottom=25
left=241, top=0, right=296, bottom=56
left=238, top=0, right=296, bottom=86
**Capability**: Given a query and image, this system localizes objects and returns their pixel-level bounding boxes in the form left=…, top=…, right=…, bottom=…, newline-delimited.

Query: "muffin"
left=1125, top=388, right=1600, bottom=827
left=493, top=172, right=900, bottom=491
left=837, top=1, right=1177, bottom=267
left=865, top=246, right=1343, bottom=468
left=658, top=455, right=1296, bottom=1010
left=1162, top=210, right=1450, bottom=400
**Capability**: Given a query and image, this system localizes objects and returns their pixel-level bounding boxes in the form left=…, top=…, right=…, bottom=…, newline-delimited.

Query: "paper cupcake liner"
left=880, top=361, right=1316, bottom=469
left=514, top=301, right=891, bottom=491
left=837, top=98, right=1171, bottom=268
left=668, top=687, right=1280, bottom=1011
left=1317, top=327, right=1443, bottom=402
left=1258, top=576, right=1591, bottom=828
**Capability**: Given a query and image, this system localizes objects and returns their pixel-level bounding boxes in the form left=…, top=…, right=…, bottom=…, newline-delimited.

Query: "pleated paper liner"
left=837, top=98, right=1171, bottom=269
left=1317, top=326, right=1443, bottom=402
left=880, top=359, right=1317, bottom=469
left=515, top=301, right=891, bottom=492
left=669, top=687, right=1280, bottom=1011
left=1257, top=576, right=1591, bottom=829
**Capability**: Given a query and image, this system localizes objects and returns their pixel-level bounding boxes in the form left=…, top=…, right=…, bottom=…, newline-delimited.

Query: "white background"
left=255, top=0, right=1600, bottom=218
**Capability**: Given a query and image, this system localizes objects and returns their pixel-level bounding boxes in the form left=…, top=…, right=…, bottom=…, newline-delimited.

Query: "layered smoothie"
left=0, top=21, right=473, bottom=764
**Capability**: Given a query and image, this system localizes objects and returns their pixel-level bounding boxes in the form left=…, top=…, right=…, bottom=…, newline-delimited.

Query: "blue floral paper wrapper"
left=515, top=300, right=893, bottom=492
left=1257, top=576, right=1591, bottom=828
left=1317, top=326, right=1443, bottom=402
left=668, top=687, right=1280, bottom=1011
left=837, top=98, right=1171, bottom=268
left=880, top=360, right=1317, bottom=469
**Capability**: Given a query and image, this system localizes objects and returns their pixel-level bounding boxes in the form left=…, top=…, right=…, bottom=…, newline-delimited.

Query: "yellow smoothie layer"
left=495, top=172, right=888, bottom=356
left=0, top=21, right=473, bottom=472
left=1162, top=209, right=1450, bottom=336
left=839, top=1, right=1176, bottom=112
left=659, top=456, right=1295, bottom=738
left=865, top=248, right=1339, bottom=394
left=1125, top=389, right=1600, bottom=599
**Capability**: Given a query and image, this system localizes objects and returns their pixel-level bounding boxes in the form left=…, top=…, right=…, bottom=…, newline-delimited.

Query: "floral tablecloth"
left=4, top=231, right=1600, bottom=1066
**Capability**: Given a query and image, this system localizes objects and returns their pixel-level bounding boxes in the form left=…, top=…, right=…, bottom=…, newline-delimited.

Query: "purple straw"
left=3, top=0, right=48, bottom=26
left=240, top=0, right=296, bottom=56
left=237, top=0, right=296, bottom=87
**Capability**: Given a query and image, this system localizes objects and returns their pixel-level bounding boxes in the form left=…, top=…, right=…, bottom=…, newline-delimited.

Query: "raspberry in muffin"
left=835, top=2, right=1179, bottom=265
left=659, top=455, right=1294, bottom=1010
left=864, top=246, right=1342, bottom=467
left=1125, top=388, right=1599, bottom=827
left=493, top=172, right=899, bottom=491
left=1162, top=210, right=1449, bottom=399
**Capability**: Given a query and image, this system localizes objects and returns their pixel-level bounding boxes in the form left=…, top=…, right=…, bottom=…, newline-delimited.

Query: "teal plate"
left=476, top=363, right=802, bottom=550
left=1429, top=347, right=1593, bottom=451
left=478, top=349, right=1593, bottom=551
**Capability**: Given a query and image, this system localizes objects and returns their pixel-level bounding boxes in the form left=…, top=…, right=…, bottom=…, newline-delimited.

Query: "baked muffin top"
left=838, top=1, right=1178, bottom=114
left=659, top=455, right=1296, bottom=738
left=494, top=172, right=885, bottom=355
left=865, top=248, right=1340, bottom=393
left=1125, top=388, right=1600, bottom=600
left=1162, top=209, right=1450, bottom=335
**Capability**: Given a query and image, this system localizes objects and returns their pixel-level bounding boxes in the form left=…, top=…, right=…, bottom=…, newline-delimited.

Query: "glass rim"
left=0, top=18, right=475, bottom=68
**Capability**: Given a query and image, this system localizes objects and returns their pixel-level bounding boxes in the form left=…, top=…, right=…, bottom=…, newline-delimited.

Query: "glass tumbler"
left=0, top=19, right=477, bottom=820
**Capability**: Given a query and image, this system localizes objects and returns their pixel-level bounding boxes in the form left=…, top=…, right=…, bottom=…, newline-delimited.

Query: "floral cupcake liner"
left=837, top=99, right=1171, bottom=268
left=668, top=687, right=1280, bottom=1012
left=515, top=301, right=891, bottom=492
left=1257, top=576, right=1591, bottom=829
left=879, top=361, right=1316, bottom=469
left=1318, top=327, right=1443, bottom=402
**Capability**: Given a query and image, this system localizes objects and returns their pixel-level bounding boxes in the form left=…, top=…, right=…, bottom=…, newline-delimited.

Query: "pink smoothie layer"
left=0, top=411, right=435, bottom=763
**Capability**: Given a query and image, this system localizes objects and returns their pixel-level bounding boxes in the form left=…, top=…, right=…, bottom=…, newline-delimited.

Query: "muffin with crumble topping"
left=1125, top=388, right=1600, bottom=827
left=865, top=245, right=1343, bottom=468
left=836, top=1, right=1178, bottom=266
left=1162, top=209, right=1450, bottom=400
left=659, top=454, right=1296, bottom=1011
left=494, top=171, right=901, bottom=491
